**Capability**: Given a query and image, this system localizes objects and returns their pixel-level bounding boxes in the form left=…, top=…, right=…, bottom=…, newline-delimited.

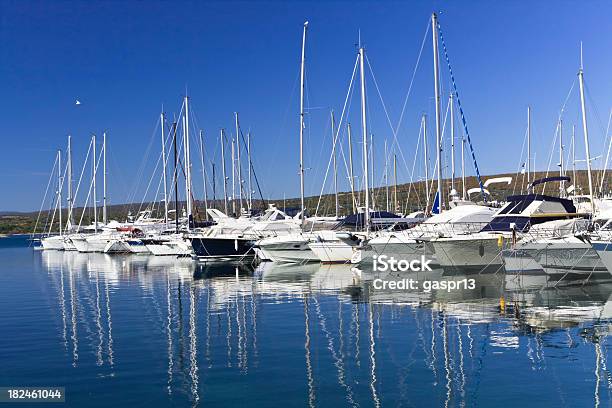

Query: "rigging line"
left=440, top=94, right=451, bottom=180
left=584, top=82, right=609, bottom=190
left=68, top=138, right=94, bottom=225
left=599, top=109, right=612, bottom=194
left=141, top=120, right=187, bottom=217
left=77, top=142, right=104, bottom=229
left=513, top=126, right=529, bottom=196
left=236, top=124, right=267, bottom=210
left=137, top=134, right=167, bottom=215
left=540, top=80, right=576, bottom=194
left=126, top=115, right=163, bottom=214
left=540, top=120, right=560, bottom=195
left=436, top=19, right=486, bottom=201
left=33, top=154, right=59, bottom=237
left=365, top=54, right=413, bottom=183
left=395, top=20, right=431, bottom=137
left=187, top=102, right=215, bottom=195
left=336, top=78, right=358, bottom=205
left=314, top=54, right=360, bottom=219
left=403, top=121, right=423, bottom=214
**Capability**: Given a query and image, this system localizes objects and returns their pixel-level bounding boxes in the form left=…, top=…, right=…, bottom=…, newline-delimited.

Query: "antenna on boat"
left=299, top=21, right=308, bottom=227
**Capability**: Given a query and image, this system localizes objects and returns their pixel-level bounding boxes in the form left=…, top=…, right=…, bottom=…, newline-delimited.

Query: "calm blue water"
left=1, top=235, right=611, bottom=407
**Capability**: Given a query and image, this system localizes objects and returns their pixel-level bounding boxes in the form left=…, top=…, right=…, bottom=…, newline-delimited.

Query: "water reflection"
left=37, top=251, right=612, bottom=406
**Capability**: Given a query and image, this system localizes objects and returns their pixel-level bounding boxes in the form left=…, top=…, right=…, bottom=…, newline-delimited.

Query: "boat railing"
left=404, top=221, right=492, bottom=238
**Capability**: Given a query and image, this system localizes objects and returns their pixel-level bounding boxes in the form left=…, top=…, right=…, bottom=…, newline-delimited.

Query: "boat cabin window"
left=497, top=198, right=534, bottom=215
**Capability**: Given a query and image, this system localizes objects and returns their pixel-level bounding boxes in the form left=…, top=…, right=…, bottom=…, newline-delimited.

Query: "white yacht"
left=502, top=218, right=607, bottom=279
left=351, top=204, right=495, bottom=265
left=188, top=205, right=300, bottom=263
left=431, top=177, right=583, bottom=271
left=307, top=211, right=403, bottom=264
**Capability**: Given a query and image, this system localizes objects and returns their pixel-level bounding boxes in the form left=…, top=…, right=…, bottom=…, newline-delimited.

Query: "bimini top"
left=480, top=194, right=577, bottom=233
left=334, top=211, right=400, bottom=231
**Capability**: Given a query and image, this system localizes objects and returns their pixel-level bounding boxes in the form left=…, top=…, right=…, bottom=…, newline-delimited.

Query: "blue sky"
left=2, top=0, right=612, bottom=211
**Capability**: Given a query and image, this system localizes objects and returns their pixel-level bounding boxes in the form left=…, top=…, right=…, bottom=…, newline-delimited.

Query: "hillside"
left=1, top=169, right=607, bottom=235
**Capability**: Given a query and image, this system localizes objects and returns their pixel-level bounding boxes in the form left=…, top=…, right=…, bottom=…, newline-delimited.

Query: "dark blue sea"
left=1, top=235, right=611, bottom=407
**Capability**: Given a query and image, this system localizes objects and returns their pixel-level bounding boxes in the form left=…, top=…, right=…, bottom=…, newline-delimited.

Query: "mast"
left=220, top=129, right=228, bottom=214
left=578, top=50, right=596, bottom=214
left=161, top=112, right=169, bottom=224
left=234, top=112, right=243, bottom=213
left=384, top=139, right=389, bottom=212
left=393, top=153, right=398, bottom=212
left=299, top=21, right=308, bottom=226
left=422, top=114, right=430, bottom=212
left=370, top=133, right=375, bottom=209
left=212, top=163, right=216, bottom=203
left=359, top=46, right=370, bottom=234
left=559, top=119, right=564, bottom=196
left=572, top=125, right=577, bottom=193
left=461, top=137, right=466, bottom=200
left=347, top=122, right=356, bottom=213
left=450, top=92, right=455, bottom=194
left=67, top=135, right=73, bottom=229
left=183, top=96, right=193, bottom=228
left=173, top=122, right=179, bottom=233
left=247, top=131, right=252, bottom=211
left=231, top=136, right=236, bottom=215
left=527, top=106, right=531, bottom=185
left=102, top=132, right=107, bottom=225
left=331, top=110, right=339, bottom=218
left=432, top=13, right=443, bottom=212
left=58, top=149, right=63, bottom=236
left=199, top=130, right=209, bottom=219
left=92, top=134, right=97, bottom=232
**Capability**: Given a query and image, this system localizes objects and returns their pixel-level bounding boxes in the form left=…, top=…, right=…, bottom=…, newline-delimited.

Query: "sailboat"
left=41, top=148, right=66, bottom=250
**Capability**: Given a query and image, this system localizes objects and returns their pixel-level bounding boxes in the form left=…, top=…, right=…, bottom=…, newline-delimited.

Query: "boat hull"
left=189, top=236, right=256, bottom=263
left=256, top=239, right=318, bottom=263
left=351, top=239, right=437, bottom=265
left=308, top=241, right=355, bottom=263
left=431, top=235, right=504, bottom=271
left=41, top=236, right=65, bottom=250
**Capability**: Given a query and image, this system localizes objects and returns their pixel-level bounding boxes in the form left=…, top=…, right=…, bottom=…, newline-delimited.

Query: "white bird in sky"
left=75, top=100, right=81, bottom=105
